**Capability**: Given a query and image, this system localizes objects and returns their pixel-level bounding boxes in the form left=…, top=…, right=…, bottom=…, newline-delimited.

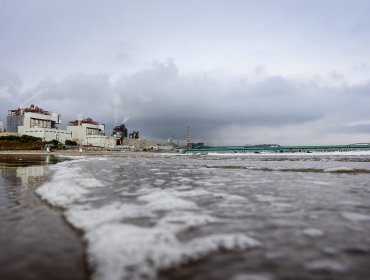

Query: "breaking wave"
left=36, top=157, right=261, bottom=280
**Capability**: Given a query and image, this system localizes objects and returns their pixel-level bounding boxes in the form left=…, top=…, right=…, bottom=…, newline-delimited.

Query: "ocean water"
left=2, top=152, right=370, bottom=280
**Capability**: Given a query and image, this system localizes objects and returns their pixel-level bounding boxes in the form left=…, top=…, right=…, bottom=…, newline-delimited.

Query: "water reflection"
left=0, top=154, right=87, bottom=280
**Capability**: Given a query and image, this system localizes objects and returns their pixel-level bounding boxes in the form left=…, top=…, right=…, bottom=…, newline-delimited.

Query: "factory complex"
left=2, top=104, right=370, bottom=154
left=1, top=104, right=161, bottom=150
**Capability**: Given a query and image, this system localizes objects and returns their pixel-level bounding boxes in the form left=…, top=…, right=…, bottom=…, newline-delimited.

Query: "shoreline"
left=0, top=153, right=89, bottom=280
left=0, top=150, right=164, bottom=157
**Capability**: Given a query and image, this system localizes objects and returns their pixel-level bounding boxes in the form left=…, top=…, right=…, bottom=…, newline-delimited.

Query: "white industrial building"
left=21, top=128, right=73, bottom=143
left=7, top=105, right=72, bottom=143
left=67, top=118, right=116, bottom=147
left=6, top=105, right=116, bottom=148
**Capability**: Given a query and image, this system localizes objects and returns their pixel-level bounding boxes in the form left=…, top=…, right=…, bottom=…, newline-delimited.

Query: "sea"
left=1, top=151, right=370, bottom=280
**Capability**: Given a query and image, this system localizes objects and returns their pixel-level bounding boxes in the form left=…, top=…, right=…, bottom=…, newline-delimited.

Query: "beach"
left=1, top=151, right=370, bottom=280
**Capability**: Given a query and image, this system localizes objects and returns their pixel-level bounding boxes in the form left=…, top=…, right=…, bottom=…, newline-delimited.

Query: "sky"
left=1, top=0, right=370, bottom=145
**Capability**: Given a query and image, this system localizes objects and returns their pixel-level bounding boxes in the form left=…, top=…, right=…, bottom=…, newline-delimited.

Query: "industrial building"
left=112, top=122, right=139, bottom=145
left=5, top=105, right=116, bottom=147
left=6, top=105, right=72, bottom=143
left=7, top=105, right=61, bottom=132
left=67, top=118, right=116, bottom=148
left=4, top=104, right=159, bottom=150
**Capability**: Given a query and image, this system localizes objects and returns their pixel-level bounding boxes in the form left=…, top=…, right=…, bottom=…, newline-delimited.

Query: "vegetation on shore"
left=0, top=136, right=78, bottom=151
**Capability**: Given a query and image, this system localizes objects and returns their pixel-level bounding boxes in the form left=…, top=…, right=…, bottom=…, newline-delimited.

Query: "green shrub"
left=0, top=135, right=42, bottom=142
left=20, top=134, right=42, bottom=142
left=0, top=135, right=21, bottom=141
left=47, top=139, right=59, bottom=146
left=65, top=140, right=78, bottom=146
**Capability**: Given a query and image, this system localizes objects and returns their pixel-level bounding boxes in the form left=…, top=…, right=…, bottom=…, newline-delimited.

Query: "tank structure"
left=129, top=131, right=139, bottom=139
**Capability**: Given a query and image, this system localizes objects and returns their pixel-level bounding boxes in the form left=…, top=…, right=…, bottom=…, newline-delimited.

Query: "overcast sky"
left=1, top=0, right=370, bottom=145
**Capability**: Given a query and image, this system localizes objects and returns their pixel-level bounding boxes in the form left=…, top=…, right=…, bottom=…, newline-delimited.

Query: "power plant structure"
left=4, top=104, right=115, bottom=147
left=111, top=122, right=140, bottom=145
left=3, top=104, right=158, bottom=151
left=7, top=104, right=61, bottom=132
left=6, top=104, right=72, bottom=143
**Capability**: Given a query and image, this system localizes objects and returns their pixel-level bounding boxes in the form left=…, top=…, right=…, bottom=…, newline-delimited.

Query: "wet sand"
left=0, top=154, right=89, bottom=280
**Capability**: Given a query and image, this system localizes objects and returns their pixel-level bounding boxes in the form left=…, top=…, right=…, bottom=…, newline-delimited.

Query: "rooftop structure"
left=68, top=117, right=99, bottom=126
left=8, top=104, right=51, bottom=117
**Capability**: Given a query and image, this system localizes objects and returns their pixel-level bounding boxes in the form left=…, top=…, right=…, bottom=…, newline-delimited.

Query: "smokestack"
left=187, top=126, right=191, bottom=143
left=77, top=114, right=83, bottom=126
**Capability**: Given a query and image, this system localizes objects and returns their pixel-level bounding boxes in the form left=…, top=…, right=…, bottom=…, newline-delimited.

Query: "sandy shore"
left=0, top=150, right=161, bottom=157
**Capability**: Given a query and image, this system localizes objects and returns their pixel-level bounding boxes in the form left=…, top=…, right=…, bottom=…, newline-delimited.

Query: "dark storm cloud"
left=2, top=61, right=369, bottom=144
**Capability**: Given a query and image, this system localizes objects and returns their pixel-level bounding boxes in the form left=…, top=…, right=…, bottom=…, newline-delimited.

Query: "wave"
left=36, top=158, right=261, bottom=280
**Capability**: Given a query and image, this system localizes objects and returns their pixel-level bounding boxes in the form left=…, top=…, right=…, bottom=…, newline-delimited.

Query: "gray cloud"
left=2, top=61, right=370, bottom=145
left=2, top=1, right=370, bottom=145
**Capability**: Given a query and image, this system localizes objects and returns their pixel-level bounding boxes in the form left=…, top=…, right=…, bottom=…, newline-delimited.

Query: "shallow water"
left=34, top=153, right=370, bottom=280
left=0, top=155, right=88, bottom=280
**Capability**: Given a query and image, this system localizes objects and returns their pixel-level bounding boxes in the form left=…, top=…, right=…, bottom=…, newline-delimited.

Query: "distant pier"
left=181, top=144, right=370, bottom=154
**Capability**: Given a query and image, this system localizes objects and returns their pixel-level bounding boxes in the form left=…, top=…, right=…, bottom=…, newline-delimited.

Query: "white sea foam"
left=323, top=167, right=356, bottom=172
left=341, top=212, right=370, bottom=222
left=86, top=223, right=261, bottom=280
left=66, top=203, right=153, bottom=231
left=302, top=228, right=324, bottom=238
left=304, top=259, right=347, bottom=273
left=37, top=153, right=369, bottom=280
left=37, top=158, right=265, bottom=280
left=271, top=202, right=293, bottom=208
left=36, top=165, right=97, bottom=207
left=254, top=194, right=285, bottom=203
left=312, top=181, right=332, bottom=186
left=171, top=188, right=212, bottom=197
left=138, top=191, right=199, bottom=211
left=157, top=211, right=217, bottom=232
left=212, top=192, right=248, bottom=201
left=231, top=273, right=274, bottom=280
